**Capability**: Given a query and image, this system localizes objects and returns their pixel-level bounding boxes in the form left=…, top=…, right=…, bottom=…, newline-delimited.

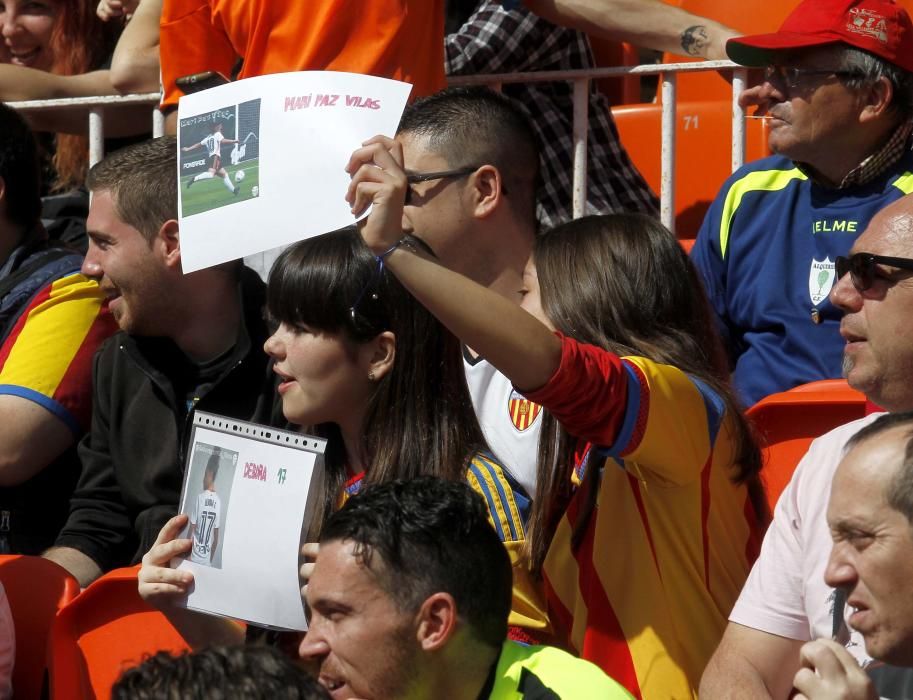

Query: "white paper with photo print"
left=173, top=412, right=326, bottom=631
left=177, top=71, right=412, bottom=272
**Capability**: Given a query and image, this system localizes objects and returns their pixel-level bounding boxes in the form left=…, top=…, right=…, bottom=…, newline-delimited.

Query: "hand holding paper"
left=138, top=514, right=194, bottom=606
left=345, top=135, right=408, bottom=256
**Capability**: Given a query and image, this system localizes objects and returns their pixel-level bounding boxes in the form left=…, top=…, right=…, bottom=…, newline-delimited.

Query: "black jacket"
left=54, top=269, right=280, bottom=570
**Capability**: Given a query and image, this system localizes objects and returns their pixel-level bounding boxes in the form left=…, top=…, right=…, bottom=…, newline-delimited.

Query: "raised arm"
left=108, top=0, right=162, bottom=95
left=347, top=136, right=562, bottom=393
left=0, top=65, right=153, bottom=136
left=523, top=0, right=738, bottom=60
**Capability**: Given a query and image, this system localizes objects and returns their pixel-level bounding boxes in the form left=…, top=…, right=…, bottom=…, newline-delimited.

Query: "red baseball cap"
left=726, top=0, right=913, bottom=73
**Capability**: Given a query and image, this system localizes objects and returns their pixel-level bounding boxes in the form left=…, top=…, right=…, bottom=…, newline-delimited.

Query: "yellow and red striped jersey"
left=526, top=336, right=762, bottom=699
left=0, top=272, right=115, bottom=434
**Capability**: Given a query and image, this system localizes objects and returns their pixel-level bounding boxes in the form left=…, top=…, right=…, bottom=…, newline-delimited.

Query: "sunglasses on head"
left=835, top=253, right=913, bottom=292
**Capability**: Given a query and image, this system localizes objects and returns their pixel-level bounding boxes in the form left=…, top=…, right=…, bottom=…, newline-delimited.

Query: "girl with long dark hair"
left=347, top=135, right=768, bottom=699
left=138, top=228, right=545, bottom=644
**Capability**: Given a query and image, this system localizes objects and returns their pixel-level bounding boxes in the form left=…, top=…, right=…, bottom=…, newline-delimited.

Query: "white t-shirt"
left=190, top=489, right=222, bottom=565
left=463, top=351, right=541, bottom=498
left=730, top=413, right=882, bottom=666
left=201, top=131, right=225, bottom=158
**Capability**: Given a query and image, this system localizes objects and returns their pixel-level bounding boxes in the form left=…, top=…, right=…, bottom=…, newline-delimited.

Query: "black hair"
left=0, top=102, right=42, bottom=233
left=267, top=228, right=488, bottom=536
left=111, top=645, right=330, bottom=699
left=321, top=477, right=512, bottom=649
left=204, top=451, right=220, bottom=481
left=398, top=86, right=539, bottom=223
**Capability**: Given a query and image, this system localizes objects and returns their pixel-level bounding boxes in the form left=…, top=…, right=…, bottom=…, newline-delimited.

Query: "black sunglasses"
left=835, top=253, right=913, bottom=292
left=404, top=166, right=490, bottom=205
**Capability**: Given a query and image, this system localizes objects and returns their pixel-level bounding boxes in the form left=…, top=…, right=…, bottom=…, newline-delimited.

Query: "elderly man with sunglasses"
left=691, top=0, right=913, bottom=409
left=701, top=193, right=913, bottom=696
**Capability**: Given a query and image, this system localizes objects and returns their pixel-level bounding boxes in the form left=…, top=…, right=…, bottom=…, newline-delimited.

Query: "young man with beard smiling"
left=299, top=476, right=630, bottom=700
left=691, top=0, right=913, bottom=408
left=702, top=194, right=913, bottom=696
left=44, top=136, right=278, bottom=587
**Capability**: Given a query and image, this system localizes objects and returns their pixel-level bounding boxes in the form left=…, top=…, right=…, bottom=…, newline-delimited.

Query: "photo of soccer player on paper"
left=179, top=99, right=261, bottom=217
left=180, top=443, right=238, bottom=569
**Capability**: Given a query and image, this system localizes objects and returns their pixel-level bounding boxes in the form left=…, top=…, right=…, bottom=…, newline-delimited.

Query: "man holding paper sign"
left=393, top=87, right=543, bottom=499
left=45, top=136, right=279, bottom=587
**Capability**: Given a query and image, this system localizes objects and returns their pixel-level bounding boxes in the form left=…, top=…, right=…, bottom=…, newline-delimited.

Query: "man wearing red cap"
left=691, top=0, right=913, bottom=408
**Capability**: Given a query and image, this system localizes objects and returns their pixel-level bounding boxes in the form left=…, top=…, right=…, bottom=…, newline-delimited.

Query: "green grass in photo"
left=181, top=160, right=261, bottom=218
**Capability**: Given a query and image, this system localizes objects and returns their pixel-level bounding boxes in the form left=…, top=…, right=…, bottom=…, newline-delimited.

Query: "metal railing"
left=450, top=59, right=749, bottom=232
left=7, top=59, right=749, bottom=234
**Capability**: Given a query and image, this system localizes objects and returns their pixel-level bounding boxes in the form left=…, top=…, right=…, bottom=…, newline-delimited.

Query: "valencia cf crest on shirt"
left=508, top=389, right=542, bottom=432
left=809, top=257, right=835, bottom=306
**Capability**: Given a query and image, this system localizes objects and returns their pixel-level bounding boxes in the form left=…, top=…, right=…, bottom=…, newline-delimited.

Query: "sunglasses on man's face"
left=835, top=253, right=913, bottom=292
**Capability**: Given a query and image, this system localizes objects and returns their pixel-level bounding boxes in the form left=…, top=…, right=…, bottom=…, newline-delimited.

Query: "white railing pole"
left=88, top=108, right=104, bottom=167
left=732, top=67, right=748, bottom=172
left=153, top=108, right=165, bottom=138
left=660, top=72, right=677, bottom=234
left=572, top=78, right=589, bottom=219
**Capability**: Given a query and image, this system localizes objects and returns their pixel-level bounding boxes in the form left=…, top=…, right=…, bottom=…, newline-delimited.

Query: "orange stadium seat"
left=747, top=379, right=867, bottom=511
left=48, top=566, right=191, bottom=699
left=611, top=99, right=771, bottom=238
left=0, top=555, right=79, bottom=699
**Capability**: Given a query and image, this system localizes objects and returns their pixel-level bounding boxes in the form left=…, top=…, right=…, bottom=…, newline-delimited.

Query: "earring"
left=368, top=371, right=376, bottom=382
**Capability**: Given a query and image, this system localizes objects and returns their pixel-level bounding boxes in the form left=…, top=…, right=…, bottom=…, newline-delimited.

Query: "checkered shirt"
left=445, top=1, right=659, bottom=228
left=794, top=119, right=913, bottom=188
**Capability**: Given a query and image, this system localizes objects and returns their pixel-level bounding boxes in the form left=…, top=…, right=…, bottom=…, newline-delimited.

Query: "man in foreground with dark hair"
left=113, top=645, right=330, bottom=700
left=299, top=476, right=630, bottom=699
left=0, top=103, right=115, bottom=554
left=44, top=136, right=277, bottom=587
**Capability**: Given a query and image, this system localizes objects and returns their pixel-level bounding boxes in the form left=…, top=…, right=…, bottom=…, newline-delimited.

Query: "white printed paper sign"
left=173, top=413, right=326, bottom=631
left=177, top=71, right=412, bottom=272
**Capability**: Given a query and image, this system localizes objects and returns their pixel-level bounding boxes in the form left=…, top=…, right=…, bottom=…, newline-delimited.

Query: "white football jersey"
left=464, top=351, right=541, bottom=498
left=190, top=489, right=221, bottom=564
left=201, top=131, right=225, bottom=158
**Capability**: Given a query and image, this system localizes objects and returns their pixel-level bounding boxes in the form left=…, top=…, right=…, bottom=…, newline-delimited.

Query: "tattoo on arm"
left=681, top=25, right=711, bottom=57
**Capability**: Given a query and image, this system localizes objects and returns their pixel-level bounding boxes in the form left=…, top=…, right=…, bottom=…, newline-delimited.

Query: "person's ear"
left=365, top=330, right=395, bottom=382
left=470, top=165, right=504, bottom=220
left=415, top=592, right=458, bottom=651
left=157, top=219, right=182, bottom=269
left=859, top=76, right=894, bottom=123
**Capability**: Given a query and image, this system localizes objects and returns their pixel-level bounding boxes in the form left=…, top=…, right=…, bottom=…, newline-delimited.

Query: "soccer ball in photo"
left=252, top=185, right=259, bottom=197
left=235, top=169, right=246, bottom=183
